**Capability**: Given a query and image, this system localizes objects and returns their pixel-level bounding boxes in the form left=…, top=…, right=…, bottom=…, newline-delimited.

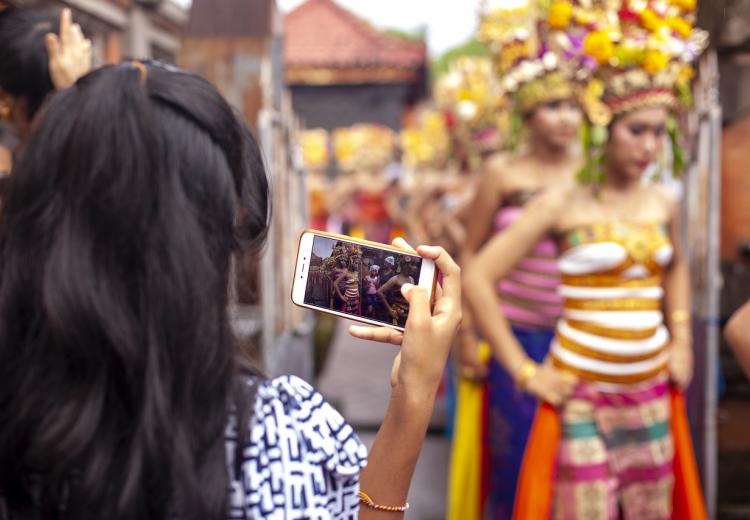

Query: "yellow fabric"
left=447, top=343, right=490, bottom=520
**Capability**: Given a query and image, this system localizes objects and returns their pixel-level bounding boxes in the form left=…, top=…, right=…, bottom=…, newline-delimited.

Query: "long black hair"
left=0, top=7, right=58, bottom=120
left=0, top=62, right=269, bottom=519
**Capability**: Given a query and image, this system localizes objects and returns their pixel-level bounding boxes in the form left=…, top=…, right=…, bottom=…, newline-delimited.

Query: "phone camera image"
left=303, top=236, right=422, bottom=329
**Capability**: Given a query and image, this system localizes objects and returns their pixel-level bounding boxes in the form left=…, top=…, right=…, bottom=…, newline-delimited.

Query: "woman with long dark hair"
left=0, top=61, right=462, bottom=519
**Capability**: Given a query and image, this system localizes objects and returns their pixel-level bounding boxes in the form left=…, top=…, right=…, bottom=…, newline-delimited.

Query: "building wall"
left=289, top=83, right=412, bottom=131
left=5, top=0, right=185, bottom=64
left=721, top=113, right=750, bottom=261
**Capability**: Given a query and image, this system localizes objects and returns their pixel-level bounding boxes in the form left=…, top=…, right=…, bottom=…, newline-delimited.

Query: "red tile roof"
left=284, top=0, right=426, bottom=70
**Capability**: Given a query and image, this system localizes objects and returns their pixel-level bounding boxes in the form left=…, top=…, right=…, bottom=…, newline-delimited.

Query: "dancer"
left=448, top=3, right=583, bottom=518
left=300, top=128, right=331, bottom=231
left=466, top=2, right=708, bottom=518
left=378, top=256, right=416, bottom=329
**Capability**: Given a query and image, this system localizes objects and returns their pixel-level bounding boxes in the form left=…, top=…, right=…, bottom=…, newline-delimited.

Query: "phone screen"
left=304, top=235, right=423, bottom=328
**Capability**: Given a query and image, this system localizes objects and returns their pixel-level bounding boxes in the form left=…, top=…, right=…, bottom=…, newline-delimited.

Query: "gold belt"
left=552, top=356, right=668, bottom=385
left=566, top=319, right=659, bottom=340
left=561, top=274, right=662, bottom=288
left=565, top=297, right=661, bottom=311
left=556, top=333, right=666, bottom=364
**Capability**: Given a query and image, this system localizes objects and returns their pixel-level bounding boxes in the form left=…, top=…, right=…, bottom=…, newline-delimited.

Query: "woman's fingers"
left=392, top=236, right=416, bottom=252
left=349, top=325, right=404, bottom=346
left=403, top=284, right=430, bottom=332
left=60, top=8, right=72, bottom=48
left=417, top=245, right=460, bottom=312
left=45, top=33, right=60, bottom=60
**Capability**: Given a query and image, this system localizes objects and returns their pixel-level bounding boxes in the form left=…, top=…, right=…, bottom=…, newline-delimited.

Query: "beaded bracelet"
left=358, top=491, right=410, bottom=513
left=515, top=360, right=537, bottom=391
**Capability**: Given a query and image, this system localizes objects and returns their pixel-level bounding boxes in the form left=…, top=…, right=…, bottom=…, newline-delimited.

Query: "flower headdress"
left=434, top=56, right=509, bottom=170
left=400, top=108, right=452, bottom=171
left=333, top=124, right=396, bottom=172
left=563, top=0, right=709, bottom=181
left=478, top=0, right=582, bottom=116
left=300, top=128, right=330, bottom=171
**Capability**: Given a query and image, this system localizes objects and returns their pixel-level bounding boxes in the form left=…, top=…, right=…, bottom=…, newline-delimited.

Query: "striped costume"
left=487, top=193, right=562, bottom=518
left=515, top=222, right=705, bottom=520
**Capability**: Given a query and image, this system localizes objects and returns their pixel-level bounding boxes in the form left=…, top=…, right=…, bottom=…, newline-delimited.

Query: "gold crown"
left=400, top=108, right=451, bottom=170
left=478, top=0, right=582, bottom=113
left=300, top=129, right=329, bottom=170
left=568, top=0, right=709, bottom=125
left=333, top=124, right=396, bottom=172
left=434, top=56, right=509, bottom=164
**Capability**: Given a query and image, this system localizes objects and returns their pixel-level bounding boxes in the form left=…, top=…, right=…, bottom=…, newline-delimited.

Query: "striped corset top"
left=495, top=193, right=562, bottom=330
left=551, top=222, right=673, bottom=387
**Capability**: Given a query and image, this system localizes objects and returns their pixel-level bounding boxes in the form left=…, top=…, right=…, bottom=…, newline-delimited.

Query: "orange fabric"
left=512, top=403, right=560, bottom=520
left=512, top=390, right=707, bottom=520
left=670, top=389, right=708, bottom=520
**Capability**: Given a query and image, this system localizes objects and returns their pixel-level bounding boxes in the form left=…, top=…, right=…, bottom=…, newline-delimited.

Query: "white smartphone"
left=291, top=231, right=438, bottom=331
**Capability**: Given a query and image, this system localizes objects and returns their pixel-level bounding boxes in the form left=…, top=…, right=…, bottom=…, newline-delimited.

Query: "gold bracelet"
left=671, top=310, right=691, bottom=324
left=358, top=491, right=409, bottom=513
left=515, top=360, right=537, bottom=391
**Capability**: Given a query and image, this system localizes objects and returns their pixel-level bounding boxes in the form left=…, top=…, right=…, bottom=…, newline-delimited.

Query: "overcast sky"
left=277, top=0, right=477, bottom=56
left=175, top=0, right=477, bottom=56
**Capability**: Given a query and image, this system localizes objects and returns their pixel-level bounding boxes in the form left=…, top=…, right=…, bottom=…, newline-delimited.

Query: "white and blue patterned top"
left=226, top=376, right=368, bottom=520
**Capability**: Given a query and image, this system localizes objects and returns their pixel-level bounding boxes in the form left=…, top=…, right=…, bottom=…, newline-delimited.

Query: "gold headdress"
left=570, top=0, right=708, bottom=126
left=400, top=108, right=452, bottom=170
left=478, top=0, right=581, bottom=114
left=563, top=0, right=708, bottom=181
left=333, top=124, right=396, bottom=172
left=434, top=56, right=509, bottom=169
left=300, top=128, right=330, bottom=171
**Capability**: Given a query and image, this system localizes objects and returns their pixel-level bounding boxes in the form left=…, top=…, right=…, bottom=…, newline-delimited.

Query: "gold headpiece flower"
left=478, top=0, right=582, bottom=113
left=434, top=56, right=509, bottom=167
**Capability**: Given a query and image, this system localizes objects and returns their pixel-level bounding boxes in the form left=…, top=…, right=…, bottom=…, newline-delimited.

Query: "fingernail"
left=401, top=283, right=415, bottom=296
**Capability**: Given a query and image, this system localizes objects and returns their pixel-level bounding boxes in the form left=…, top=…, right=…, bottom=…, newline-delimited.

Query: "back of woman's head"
left=0, top=7, right=58, bottom=119
left=0, top=62, right=269, bottom=519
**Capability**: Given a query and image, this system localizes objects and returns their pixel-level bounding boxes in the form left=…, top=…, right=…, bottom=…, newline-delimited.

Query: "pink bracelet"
left=358, top=491, right=410, bottom=513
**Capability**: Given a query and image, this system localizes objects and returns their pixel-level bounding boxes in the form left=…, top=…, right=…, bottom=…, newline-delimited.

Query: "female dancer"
left=466, top=2, right=707, bottom=517
left=334, top=246, right=362, bottom=315
left=449, top=3, right=583, bottom=518
left=378, top=256, right=416, bottom=329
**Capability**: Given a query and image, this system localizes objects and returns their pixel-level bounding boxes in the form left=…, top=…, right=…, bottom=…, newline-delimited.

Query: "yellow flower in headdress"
left=548, top=0, right=574, bottom=30
left=640, top=8, right=666, bottom=34
left=667, top=17, right=692, bottom=38
left=583, top=30, right=615, bottom=65
left=669, top=0, right=697, bottom=12
left=642, top=49, right=669, bottom=74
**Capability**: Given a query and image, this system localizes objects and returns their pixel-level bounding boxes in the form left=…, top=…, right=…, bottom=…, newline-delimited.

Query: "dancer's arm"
left=377, top=277, right=398, bottom=315
left=464, top=189, right=577, bottom=405
left=457, top=156, right=506, bottom=377
left=663, top=196, right=693, bottom=389
left=725, top=300, right=750, bottom=379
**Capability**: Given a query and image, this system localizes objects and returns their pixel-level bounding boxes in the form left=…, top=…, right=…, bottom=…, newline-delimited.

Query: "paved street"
left=317, top=321, right=451, bottom=520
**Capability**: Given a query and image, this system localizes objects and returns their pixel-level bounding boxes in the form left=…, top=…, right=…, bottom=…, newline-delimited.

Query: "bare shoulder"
left=482, top=152, right=511, bottom=188
left=649, top=184, right=679, bottom=217
left=527, top=181, right=579, bottom=215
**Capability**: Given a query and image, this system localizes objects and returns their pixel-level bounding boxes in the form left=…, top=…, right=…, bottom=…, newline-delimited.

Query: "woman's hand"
left=457, top=330, right=488, bottom=380
left=522, top=364, right=577, bottom=407
left=46, top=9, right=93, bottom=90
left=668, top=341, right=694, bottom=390
left=350, top=238, right=462, bottom=401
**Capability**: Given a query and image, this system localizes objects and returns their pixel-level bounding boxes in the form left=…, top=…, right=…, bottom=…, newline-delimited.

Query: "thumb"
left=403, top=284, right=430, bottom=328
left=45, top=33, right=60, bottom=59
